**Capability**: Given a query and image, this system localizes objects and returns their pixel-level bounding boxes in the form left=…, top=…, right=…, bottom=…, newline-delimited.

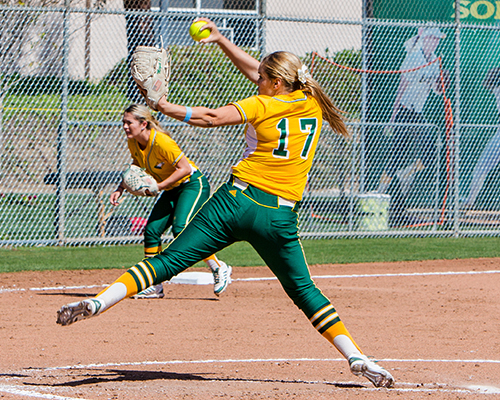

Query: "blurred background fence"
left=1, top=0, right=500, bottom=246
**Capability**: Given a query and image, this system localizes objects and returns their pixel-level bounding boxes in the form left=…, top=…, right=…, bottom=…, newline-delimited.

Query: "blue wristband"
left=183, top=106, right=192, bottom=123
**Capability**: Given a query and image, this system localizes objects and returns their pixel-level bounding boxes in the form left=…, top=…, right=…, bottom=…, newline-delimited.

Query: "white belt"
left=232, top=177, right=249, bottom=191
left=232, top=177, right=295, bottom=208
left=278, top=197, right=296, bottom=208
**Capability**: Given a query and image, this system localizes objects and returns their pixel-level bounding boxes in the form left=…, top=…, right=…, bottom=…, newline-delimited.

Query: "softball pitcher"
left=57, top=19, right=394, bottom=388
left=111, top=104, right=231, bottom=297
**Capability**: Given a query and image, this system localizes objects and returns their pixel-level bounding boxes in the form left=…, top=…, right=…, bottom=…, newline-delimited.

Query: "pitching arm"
left=196, top=18, right=260, bottom=85
left=156, top=100, right=243, bottom=128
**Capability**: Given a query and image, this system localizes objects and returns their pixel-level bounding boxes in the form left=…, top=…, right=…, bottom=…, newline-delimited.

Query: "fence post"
left=453, top=0, right=461, bottom=237
left=84, top=0, right=92, bottom=80
left=434, top=130, right=442, bottom=231
left=360, top=0, right=369, bottom=194
left=348, top=127, right=357, bottom=233
left=56, top=0, right=71, bottom=245
left=259, top=0, right=266, bottom=56
left=0, top=82, right=3, bottom=186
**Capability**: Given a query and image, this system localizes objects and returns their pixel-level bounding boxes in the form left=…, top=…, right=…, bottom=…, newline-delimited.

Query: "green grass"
left=1, top=236, right=500, bottom=273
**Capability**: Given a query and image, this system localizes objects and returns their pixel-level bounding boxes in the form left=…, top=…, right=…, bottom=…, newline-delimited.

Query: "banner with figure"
left=368, top=0, right=500, bottom=229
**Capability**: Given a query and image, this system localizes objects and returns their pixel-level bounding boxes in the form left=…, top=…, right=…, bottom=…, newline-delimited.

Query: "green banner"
left=373, top=0, right=500, bottom=23
left=369, top=0, right=500, bottom=212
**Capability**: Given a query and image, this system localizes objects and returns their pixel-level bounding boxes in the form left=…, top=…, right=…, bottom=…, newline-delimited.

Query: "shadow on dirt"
left=25, top=368, right=366, bottom=389
left=0, top=373, right=29, bottom=378
left=36, top=293, right=219, bottom=301
left=36, top=292, right=98, bottom=298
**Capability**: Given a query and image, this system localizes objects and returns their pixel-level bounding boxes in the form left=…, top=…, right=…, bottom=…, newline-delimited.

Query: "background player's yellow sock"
left=145, top=245, right=162, bottom=258
left=203, top=254, right=222, bottom=271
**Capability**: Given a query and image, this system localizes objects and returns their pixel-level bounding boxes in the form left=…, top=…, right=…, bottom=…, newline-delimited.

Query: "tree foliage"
left=304, top=49, right=362, bottom=120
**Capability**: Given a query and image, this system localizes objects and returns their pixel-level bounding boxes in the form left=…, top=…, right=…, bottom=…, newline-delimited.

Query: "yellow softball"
left=189, top=21, right=210, bottom=42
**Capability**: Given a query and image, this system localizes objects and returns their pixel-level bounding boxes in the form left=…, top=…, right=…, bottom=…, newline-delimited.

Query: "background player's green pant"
left=144, top=170, right=210, bottom=248
left=145, top=179, right=330, bottom=318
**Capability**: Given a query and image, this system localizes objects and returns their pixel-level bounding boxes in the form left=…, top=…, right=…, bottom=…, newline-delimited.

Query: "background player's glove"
left=131, top=46, right=171, bottom=111
left=121, top=165, right=159, bottom=197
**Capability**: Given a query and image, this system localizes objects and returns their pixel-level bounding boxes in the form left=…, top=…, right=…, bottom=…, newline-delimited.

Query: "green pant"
left=144, top=170, right=210, bottom=247
left=147, top=177, right=330, bottom=318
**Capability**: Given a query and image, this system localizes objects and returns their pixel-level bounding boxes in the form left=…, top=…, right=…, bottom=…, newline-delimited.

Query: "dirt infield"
left=1, top=258, right=499, bottom=399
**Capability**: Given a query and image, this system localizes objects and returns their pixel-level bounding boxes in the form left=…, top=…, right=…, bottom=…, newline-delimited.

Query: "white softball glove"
left=131, top=46, right=171, bottom=111
left=121, top=165, right=159, bottom=197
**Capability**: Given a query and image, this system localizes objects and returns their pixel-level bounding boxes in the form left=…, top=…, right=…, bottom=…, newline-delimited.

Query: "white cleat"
left=56, top=298, right=104, bottom=326
left=213, top=262, right=232, bottom=297
left=131, top=284, right=164, bottom=299
left=349, top=354, right=395, bottom=388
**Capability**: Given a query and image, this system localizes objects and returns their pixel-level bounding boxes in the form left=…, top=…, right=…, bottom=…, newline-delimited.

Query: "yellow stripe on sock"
left=96, top=271, right=140, bottom=298
left=137, top=261, right=154, bottom=286
left=130, top=266, right=147, bottom=290
left=118, top=272, right=141, bottom=297
left=144, top=246, right=162, bottom=257
left=142, top=259, right=157, bottom=279
left=203, top=254, right=221, bottom=271
left=315, top=312, right=339, bottom=331
left=309, top=304, right=334, bottom=323
left=204, top=254, right=218, bottom=264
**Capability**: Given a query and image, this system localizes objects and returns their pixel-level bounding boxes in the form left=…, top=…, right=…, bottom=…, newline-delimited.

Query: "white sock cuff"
left=96, top=282, right=127, bottom=311
left=205, top=258, right=220, bottom=271
left=333, top=334, right=362, bottom=360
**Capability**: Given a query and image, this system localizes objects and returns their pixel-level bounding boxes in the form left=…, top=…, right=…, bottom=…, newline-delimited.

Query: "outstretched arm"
left=197, top=18, right=260, bottom=85
left=156, top=99, right=243, bottom=128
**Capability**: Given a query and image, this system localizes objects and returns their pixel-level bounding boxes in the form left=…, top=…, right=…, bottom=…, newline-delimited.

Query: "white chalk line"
left=34, top=357, right=500, bottom=372
left=236, top=269, right=500, bottom=282
left=0, top=381, right=462, bottom=399
left=0, top=384, right=89, bottom=400
left=1, top=269, right=499, bottom=294
left=5, top=357, right=500, bottom=395
left=0, top=284, right=107, bottom=294
left=1, top=270, right=499, bottom=398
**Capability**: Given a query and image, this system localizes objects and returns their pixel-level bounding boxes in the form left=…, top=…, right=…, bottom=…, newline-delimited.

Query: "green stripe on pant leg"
left=253, top=236, right=332, bottom=318
left=242, top=204, right=331, bottom=318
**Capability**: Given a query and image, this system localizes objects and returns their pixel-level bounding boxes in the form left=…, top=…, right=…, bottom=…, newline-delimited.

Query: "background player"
left=57, top=18, right=395, bottom=388
left=111, top=104, right=231, bottom=297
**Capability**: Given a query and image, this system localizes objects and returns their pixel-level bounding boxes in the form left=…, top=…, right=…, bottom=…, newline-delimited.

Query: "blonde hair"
left=123, top=104, right=170, bottom=137
left=260, top=51, right=349, bottom=138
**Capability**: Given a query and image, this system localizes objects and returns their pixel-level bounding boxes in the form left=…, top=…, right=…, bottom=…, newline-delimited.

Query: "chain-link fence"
left=1, top=0, right=500, bottom=246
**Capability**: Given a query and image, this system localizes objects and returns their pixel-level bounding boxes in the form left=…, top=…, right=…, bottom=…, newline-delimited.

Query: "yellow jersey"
left=127, top=129, right=197, bottom=189
left=231, top=90, right=322, bottom=201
